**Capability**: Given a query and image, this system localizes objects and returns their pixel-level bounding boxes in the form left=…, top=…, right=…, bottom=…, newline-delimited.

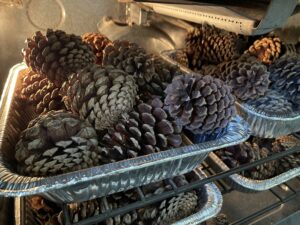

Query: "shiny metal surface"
left=14, top=168, right=223, bottom=225
left=162, top=49, right=300, bottom=138
left=207, top=152, right=300, bottom=192
left=0, top=63, right=249, bottom=204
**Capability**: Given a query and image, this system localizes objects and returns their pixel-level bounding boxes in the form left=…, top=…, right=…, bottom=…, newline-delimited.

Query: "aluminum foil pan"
left=14, top=168, right=223, bottom=225
left=161, top=49, right=300, bottom=138
left=0, top=63, right=249, bottom=204
left=206, top=152, right=300, bottom=192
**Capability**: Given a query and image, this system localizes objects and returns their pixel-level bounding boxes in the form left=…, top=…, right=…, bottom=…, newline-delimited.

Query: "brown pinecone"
left=164, top=74, right=236, bottom=134
left=22, top=29, right=95, bottom=86
left=227, top=62, right=270, bottom=101
left=20, top=68, right=64, bottom=114
left=15, top=110, right=102, bottom=176
left=153, top=191, right=198, bottom=225
left=246, top=90, right=294, bottom=115
left=269, top=55, right=300, bottom=105
left=185, top=24, right=245, bottom=68
left=82, top=32, right=112, bottom=65
left=101, top=98, right=182, bottom=163
left=173, top=50, right=189, bottom=68
left=61, top=64, right=138, bottom=131
left=246, top=36, right=281, bottom=65
left=102, top=40, right=155, bottom=88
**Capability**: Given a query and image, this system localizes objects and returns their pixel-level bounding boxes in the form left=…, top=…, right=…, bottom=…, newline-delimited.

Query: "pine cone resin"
left=164, top=74, right=236, bottom=134
left=22, top=29, right=95, bottom=86
left=20, top=69, right=64, bottom=114
left=15, top=110, right=101, bottom=176
left=61, top=64, right=138, bottom=131
left=227, top=62, right=270, bottom=101
left=269, top=55, right=300, bottom=105
left=82, top=32, right=112, bottom=65
left=101, top=98, right=183, bottom=163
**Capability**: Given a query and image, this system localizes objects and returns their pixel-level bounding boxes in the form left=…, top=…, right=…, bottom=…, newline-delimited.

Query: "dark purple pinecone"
left=164, top=74, right=236, bottom=134
left=101, top=98, right=182, bottom=163
left=269, top=55, right=300, bottom=105
left=22, top=29, right=95, bottom=86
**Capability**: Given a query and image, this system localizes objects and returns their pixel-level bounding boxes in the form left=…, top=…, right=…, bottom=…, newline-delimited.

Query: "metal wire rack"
left=61, top=135, right=300, bottom=225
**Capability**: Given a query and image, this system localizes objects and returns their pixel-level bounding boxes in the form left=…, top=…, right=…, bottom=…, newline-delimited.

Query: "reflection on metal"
left=25, top=0, right=66, bottom=30
left=0, top=0, right=22, bottom=7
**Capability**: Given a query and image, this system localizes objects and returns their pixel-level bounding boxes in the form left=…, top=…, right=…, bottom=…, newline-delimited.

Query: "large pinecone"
left=101, top=98, right=182, bottom=163
left=153, top=191, right=198, bottom=225
left=20, top=68, right=64, bottom=114
left=61, top=65, right=138, bottom=131
left=246, top=36, right=281, bottom=65
left=15, top=110, right=101, bottom=176
left=216, top=140, right=278, bottom=180
left=82, top=32, right=112, bottom=65
left=185, top=24, right=244, bottom=68
left=22, top=29, right=95, bottom=86
left=164, top=74, right=236, bottom=134
left=102, top=40, right=155, bottom=88
left=246, top=90, right=294, bottom=115
left=269, top=56, right=300, bottom=105
left=226, top=62, right=270, bottom=101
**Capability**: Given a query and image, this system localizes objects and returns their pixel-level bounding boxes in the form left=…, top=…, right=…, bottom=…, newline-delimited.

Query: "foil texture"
left=161, top=49, right=300, bottom=138
left=0, top=63, right=249, bottom=203
left=14, top=168, right=223, bottom=225
left=207, top=152, right=300, bottom=192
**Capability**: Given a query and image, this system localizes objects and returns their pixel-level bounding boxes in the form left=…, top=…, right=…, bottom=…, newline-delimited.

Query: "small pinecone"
left=185, top=24, right=244, bottom=68
left=206, top=214, right=229, bottom=225
left=164, top=74, right=236, bottom=134
left=15, top=110, right=101, bottom=176
left=246, top=90, right=294, bottom=115
left=22, top=29, right=95, bottom=86
left=246, top=36, right=281, bottom=65
left=61, top=65, right=138, bottom=131
left=269, top=56, right=300, bottom=105
left=20, top=69, right=64, bottom=114
left=173, top=50, right=189, bottom=67
left=153, top=191, right=198, bottom=225
left=102, top=40, right=155, bottom=88
left=143, top=56, right=180, bottom=98
left=227, top=62, right=270, bottom=101
left=216, top=140, right=278, bottom=179
left=199, top=64, right=218, bottom=77
left=101, top=98, right=182, bottom=163
left=273, top=137, right=300, bottom=174
left=82, top=32, right=112, bottom=65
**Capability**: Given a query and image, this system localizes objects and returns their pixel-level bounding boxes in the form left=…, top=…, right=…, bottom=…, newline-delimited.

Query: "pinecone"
left=272, top=137, right=300, bottom=174
left=269, top=56, right=300, bottom=105
left=61, top=65, right=138, bottom=131
left=206, top=214, right=229, bottom=225
left=246, top=90, right=294, bottom=115
left=102, top=40, right=155, bottom=88
left=185, top=24, right=244, bottom=68
left=164, top=74, right=236, bottom=134
left=153, top=191, right=198, bottom=225
left=82, top=32, right=112, bottom=65
left=20, top=68, right=64, bottom=114
left=226, top=62, right=270, bottom=101
left=22, top=29, right=95, bottom=86
left=216, top=140, right=278, bottom=179
left=15, top=110, right=102, bottom=176
left=246, top=36, right=281, bottom=65
left=173, top=50, right=189, bottom=68
left=101, top=98, right=182, bottom=163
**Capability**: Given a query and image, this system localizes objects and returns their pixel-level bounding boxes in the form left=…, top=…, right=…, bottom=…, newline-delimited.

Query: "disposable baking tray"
left=161, top=49, right=300, bottom=138
left=14, top=168, right=223, bottom=225
left=206, top=152, right=300, bottom=192
left=0, top=63, right=249, bottom=204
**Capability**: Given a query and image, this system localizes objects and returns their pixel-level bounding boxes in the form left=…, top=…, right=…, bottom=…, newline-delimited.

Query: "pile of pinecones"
left=175, top=25, right=300, bottom=114
left=15, top=29, right=236, bottom=178
left=28, top=174, right=200, bottom=225
left=215, top=135, right=300, bottom=180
